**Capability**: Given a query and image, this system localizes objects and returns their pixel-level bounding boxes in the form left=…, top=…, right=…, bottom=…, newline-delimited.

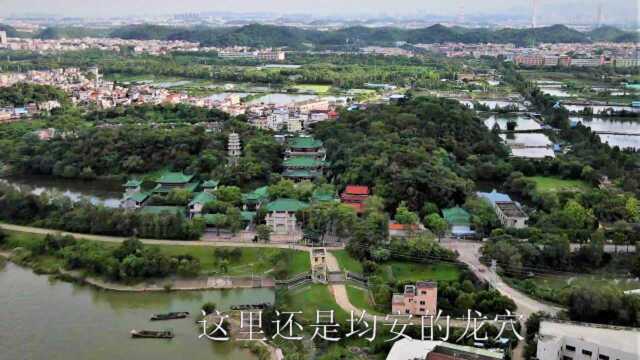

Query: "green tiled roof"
left=283, top=156, right=325, bottom=168
left=242, top=186, right=269, bottom=203
left=288, top=137, right=323, bottom=149
left=442, top=207, right=471, bottom=226
left=312, top=190, right=336, bottom=203
left=266, top=198, right=309, bottom=212
left=189, top=192, right=216, bottom=206
left=152, top=182, right=199, bottom=194
left=156, top=172, right=195, bottom=184
left=124, top=179, right=142, bottom=187
left=282, top=169, right=319, bottom=178
left=202, top=180, right=219, bottom=188
left=241, top=211, right=256, bottom=222
left=140, top=206, right=185, bottom=216
left=125, top=191, right=150, bottom=203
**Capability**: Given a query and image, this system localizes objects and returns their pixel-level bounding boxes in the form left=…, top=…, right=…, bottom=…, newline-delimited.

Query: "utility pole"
left=490, top=259, right=498, bottom=287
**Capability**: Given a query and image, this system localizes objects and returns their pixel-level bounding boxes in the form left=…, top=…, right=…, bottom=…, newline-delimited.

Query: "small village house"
left=391, top=281, right=438, bottom=316
left=477, top=190, right=528, bottom=229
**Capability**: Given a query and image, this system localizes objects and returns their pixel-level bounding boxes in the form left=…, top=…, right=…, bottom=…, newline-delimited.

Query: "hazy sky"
left=0, top=0, right=637, bottom=22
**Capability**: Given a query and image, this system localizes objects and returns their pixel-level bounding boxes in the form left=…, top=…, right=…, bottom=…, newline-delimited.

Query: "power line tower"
left=456, top=3, right=465, bottom=25
left=596, top=2, right=604, bottom=28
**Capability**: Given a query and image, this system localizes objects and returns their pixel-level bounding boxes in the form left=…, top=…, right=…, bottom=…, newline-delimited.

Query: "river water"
left=0, top=176, right=123, bottom=208
left=0, top=262, right=273, bottom=360
left=571, top=116, right=640, bottom=150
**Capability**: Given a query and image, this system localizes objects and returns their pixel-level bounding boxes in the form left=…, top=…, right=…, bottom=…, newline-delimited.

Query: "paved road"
left=0, top=223, right=342, bottom=252
left=442, top=239, right=562, bottom=319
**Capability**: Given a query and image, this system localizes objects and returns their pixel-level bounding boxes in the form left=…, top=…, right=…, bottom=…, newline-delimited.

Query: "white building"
left=494, top=201, right=529, bottom=228
left=0, top=31, right=7, bottom=46
left=536, top=320, right=640, bottom=360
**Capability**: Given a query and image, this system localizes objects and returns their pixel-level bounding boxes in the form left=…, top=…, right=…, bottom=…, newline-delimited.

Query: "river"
left=0, top=262, right=273, bottom=360
left=571, top=116, right=640, bottom=150
left=0, top=176, right=123, bottom=208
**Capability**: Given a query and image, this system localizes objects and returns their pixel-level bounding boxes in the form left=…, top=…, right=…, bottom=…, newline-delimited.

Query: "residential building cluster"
left=415, top=42, right=639, bottom=68
left=0, top=36, right=200, bottom=54
left=216, top=47, right=286, bottom=61
left=0, top=35, right=288, bottom=60
left=0, top=66, right=344, bottom=130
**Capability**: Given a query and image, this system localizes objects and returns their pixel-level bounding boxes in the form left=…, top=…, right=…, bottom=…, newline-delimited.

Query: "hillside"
left=0, top=24, right=18, bottom=37
left=29, top=23, right=637, bottom=48
left=588, top=25, right=639, bottom=42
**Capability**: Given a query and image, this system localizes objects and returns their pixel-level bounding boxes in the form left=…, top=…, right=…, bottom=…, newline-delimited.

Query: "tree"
left=256, top=224, right=271, bottom=243
left=424, top=213, right=448, bottom=242
left=215, top=186, right=242, bottom=206
left=210, top=214, right=227, bottom=236
left=626, top=196, right=640, bottom=223
left=455, top=293, right=475, bottom=312
left=225, top=207, right=243, bottom=235
left=268, top=179, right=297, bottom=200
left=394, top=201, right=419, bottom=225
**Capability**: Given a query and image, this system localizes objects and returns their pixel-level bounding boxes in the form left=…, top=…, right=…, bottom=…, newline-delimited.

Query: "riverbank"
left=59, top=268, right=277, bottom=292
left=0, top=227, right=312, bottom=293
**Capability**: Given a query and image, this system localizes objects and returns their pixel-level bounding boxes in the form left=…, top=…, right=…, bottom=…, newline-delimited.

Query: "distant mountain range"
left=2, top=23, right=638, bottom=48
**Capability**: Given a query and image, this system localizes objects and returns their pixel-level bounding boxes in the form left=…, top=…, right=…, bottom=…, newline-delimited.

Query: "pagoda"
left=228, top=132, right=241, bottom=166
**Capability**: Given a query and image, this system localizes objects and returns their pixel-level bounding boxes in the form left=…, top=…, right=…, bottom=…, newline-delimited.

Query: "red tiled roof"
left=344, top=185, right=369, bottom=195
left=389, top=223, right=420, bottom=231
left=340, top=194, right=368, bottom=202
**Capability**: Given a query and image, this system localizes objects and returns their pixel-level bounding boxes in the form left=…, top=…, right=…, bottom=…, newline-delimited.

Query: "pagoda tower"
left=228, top=132, right=241, bottom=166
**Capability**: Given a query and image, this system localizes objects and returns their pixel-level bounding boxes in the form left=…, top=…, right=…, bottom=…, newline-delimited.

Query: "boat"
left=150, top=312, right=190, bottom=321
left=130, top=329, right=174, bottom=339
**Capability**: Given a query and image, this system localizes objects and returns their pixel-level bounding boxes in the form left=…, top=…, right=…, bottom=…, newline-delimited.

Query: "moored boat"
left=130, top=329, right=174, bottom=339
left=150, top=311, right=190, bottom=321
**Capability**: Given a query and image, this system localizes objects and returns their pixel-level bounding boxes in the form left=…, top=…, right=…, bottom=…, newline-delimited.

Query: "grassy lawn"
left=330, top=249, right=363, bottom=273
left=381, top=261, right=462, bottom=283
left=150, top=245, right=310, bottom=278
left=525, top=176, right=591, bottom=193
left=346, top=285, right=383, bottom=315
left=292, top=84, right=331, bottom=94
left=279, top=284, right=349, bottom=323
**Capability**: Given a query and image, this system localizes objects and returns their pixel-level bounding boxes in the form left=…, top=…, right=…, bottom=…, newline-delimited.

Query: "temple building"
left=242, top=186, right=269, bottom=211
left=123, top=179, right=142, bottom=196
left=228, top=132, right=241, bottom=166
left=282, top=156, right=326, bottom=181
left=265, top=198, right=309, bottom=235
left=188, top=191, right=217, bottom=217
left=202, top=180, right=219, bottom=193
left=340, top=185, right=370, bottom=214
left=285, top=136, right=326, bottom=160
left=282, top=136, right=326, bottom=181
left=152, top=172, right=199, bottom=194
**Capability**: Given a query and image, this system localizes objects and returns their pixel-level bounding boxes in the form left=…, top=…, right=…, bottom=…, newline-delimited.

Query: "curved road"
left=443, top=239, right=562, bottom=319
